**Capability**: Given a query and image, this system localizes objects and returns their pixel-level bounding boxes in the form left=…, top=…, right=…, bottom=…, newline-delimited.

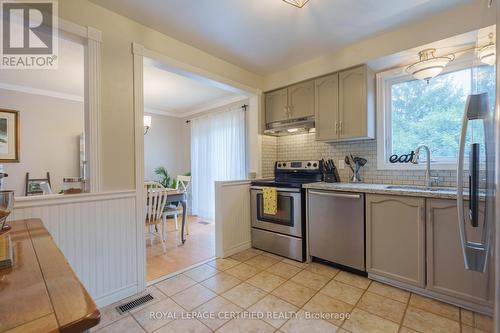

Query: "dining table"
left=164, top=188, right=188, bottom=244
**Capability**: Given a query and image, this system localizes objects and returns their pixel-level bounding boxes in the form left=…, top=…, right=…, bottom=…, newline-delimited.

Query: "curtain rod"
left=185, top=104, right=248, bottom=124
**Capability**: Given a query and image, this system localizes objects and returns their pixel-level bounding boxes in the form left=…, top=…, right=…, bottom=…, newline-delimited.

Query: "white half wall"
left=144, top=113, right=190, bottom=181
left=0, top=89, right=84, bottom=196
left=215, top=180, right=251, bottom=258
left=10, top=191, right=139, bottom=307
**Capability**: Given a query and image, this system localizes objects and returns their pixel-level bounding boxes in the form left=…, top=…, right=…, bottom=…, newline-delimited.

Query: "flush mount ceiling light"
left=478, top=33, right=496, bottom=66
left=282, top=0, right=310, bottom=8
left=406, top=48, right=455, bottom=82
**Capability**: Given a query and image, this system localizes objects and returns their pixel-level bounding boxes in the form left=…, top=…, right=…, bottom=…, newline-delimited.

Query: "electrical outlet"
left=338, top=159, right=345, bottom=169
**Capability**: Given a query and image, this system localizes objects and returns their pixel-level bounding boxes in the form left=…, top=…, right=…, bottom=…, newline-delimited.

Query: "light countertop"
left=303, top=182, right=459, bottom=200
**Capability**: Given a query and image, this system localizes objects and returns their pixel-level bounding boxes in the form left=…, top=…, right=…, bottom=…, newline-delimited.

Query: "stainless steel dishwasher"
left=307, top=190, right=365, bottom=272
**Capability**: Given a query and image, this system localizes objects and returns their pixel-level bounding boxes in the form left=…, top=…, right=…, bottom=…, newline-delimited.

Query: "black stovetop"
left=251, top=160, right=324, bottom=188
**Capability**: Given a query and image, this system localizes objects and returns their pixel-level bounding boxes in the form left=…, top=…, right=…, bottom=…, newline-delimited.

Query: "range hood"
left=264, top=116, right=315, bottom=136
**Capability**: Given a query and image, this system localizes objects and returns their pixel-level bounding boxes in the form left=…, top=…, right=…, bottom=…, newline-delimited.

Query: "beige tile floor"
left=94, top=248, right=493, bottom=333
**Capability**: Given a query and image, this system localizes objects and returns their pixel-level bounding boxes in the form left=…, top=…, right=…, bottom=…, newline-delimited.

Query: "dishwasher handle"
left=308, top=191, right=361, bottom=199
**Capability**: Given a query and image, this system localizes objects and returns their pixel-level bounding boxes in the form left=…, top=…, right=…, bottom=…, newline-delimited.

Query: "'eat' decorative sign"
left=389, top=151, right=415, bottom=163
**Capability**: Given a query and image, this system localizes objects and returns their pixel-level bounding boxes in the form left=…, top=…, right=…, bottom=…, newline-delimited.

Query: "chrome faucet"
left=411, top=145, right=431, bottom=188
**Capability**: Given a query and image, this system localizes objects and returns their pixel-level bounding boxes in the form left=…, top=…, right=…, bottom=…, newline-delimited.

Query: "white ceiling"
left=91, top=0, right=473, bottom=75
left=143, top=61, right=242, bottom=116
left=0, top=36, right=84, bottom=100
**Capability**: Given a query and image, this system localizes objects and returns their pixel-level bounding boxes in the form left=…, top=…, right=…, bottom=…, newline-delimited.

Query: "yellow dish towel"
left=263, top=187, right=278, bottom=215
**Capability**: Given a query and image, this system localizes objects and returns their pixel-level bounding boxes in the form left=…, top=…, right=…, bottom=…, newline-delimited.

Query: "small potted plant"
left=154, top=166, right=177, bottom=189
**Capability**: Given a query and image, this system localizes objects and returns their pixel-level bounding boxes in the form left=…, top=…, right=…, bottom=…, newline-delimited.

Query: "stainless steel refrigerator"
left=457, top=2, right=499, bottom=331
left=495, top=3, right=500, bottom=330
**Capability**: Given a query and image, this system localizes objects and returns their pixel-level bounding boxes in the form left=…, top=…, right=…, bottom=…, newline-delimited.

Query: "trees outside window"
left=387, top=64, right=495, bottom=165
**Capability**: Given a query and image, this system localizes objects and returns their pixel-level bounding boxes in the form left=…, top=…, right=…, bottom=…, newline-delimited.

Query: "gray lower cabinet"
left=365, top=194, right=426, bottom=287
left=426, top=199, right=493, bottom=306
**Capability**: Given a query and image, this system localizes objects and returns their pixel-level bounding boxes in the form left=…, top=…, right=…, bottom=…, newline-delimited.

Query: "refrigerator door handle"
left=469, top=143, right=480, bottom=228
left=457, top=93, right=492, bottom=273
left=456, top=103, right=470, bottom=269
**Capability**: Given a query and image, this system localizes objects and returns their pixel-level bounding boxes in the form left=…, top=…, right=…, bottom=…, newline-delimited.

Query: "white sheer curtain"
left=191, top=107, right=247, bottom=219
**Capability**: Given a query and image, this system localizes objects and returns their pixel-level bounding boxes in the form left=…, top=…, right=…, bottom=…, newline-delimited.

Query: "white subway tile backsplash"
left=260, top=133, right=461, bottom=187
left=261, top=135, right=278, bottom=178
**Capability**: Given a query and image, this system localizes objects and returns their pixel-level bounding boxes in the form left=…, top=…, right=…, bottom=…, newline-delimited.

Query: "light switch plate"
left=338, top=159, right=345, bottom=169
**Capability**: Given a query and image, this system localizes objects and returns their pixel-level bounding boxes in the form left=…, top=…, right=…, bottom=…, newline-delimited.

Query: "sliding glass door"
left=190, top=106, right=247, bottom=219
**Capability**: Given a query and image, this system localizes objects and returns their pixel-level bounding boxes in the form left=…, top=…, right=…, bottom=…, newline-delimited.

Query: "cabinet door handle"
left=339, top=121, right=343, bottom=135
left=335, top=122, right=338, bottom=134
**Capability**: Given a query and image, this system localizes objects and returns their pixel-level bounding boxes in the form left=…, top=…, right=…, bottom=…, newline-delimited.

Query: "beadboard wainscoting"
left=9, top=191, right=141, bottom=307
left=215, top=180, right=252, bottom=258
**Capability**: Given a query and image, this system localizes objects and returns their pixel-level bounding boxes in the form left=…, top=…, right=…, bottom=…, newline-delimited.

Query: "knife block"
left=324, top=174, right=338, bottom=183
left=0, top=232, right=13, bottom=269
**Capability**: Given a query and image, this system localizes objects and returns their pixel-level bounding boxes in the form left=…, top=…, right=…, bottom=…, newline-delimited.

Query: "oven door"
left=250, top=186, right=302, bottom=238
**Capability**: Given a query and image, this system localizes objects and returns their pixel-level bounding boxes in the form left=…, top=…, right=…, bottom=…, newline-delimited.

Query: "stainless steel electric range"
left=250, top=160, right=323, bottom=262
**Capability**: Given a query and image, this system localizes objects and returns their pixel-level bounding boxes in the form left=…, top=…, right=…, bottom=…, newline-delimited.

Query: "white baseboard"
left=221, top=241, right=251, bottom=258
left=94, top=284, right=139, bottom=308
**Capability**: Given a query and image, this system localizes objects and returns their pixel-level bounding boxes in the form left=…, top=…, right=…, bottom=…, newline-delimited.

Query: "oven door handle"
left=250, top=186, right=301, bottom=193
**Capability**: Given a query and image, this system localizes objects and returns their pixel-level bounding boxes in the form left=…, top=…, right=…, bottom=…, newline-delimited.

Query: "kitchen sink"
left=384, top=185, right=456, bottom=192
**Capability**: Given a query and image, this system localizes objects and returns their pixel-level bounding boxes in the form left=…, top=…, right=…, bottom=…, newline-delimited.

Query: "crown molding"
left=181, top=95, right=249, bottom=117
left=144, top=107, right=180, bottom=118
left=0, top=82, right=84, bottom=102
left=144, top=95, right=248, bottom=118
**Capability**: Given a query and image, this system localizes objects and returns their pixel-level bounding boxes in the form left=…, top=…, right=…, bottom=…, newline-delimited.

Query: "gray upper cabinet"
left=426, top=199, right=493, bottom=306
left=287, top=81, right=314, bottom=120
left=314, top=74, right=339, bottom=141
left=314, top=65, right=375, bottom=141
left=338, top=65, right=375, bottom=140
left=366, top=194, right=426, bottom=288
left=264, top=64, right=374, bottom=137
left=265, top=88, right=288, bottom=123
left=265, top=83, right=314, bottom=124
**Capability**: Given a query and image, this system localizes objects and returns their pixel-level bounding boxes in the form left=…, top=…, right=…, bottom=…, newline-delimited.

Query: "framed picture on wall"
left=0, top=109, right=19, bottom=163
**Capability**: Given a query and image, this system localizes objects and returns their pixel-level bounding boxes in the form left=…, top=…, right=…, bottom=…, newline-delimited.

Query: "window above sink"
left=376, top=55, right=495, bottom=170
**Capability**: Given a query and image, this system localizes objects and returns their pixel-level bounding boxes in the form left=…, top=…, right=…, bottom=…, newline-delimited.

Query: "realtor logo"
left=1, top=0, right=58, bottom=69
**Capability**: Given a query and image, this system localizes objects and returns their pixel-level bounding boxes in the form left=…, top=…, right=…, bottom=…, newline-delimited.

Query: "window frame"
left=376, top=55, right=489, bottom=170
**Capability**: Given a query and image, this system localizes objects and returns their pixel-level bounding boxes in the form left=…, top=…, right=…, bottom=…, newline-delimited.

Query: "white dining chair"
left=145, top=181, right=165, bottom=191
left=165, top=175, right=191, bottom=234
left=145, top=186, right=168, bottom=253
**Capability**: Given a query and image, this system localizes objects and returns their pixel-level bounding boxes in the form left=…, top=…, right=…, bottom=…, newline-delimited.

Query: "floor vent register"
left=116, top=294, right=154, bottom=314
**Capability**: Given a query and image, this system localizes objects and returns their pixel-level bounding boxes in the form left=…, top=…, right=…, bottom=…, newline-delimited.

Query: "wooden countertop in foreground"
left=0, top=219, right=100, bottom=333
